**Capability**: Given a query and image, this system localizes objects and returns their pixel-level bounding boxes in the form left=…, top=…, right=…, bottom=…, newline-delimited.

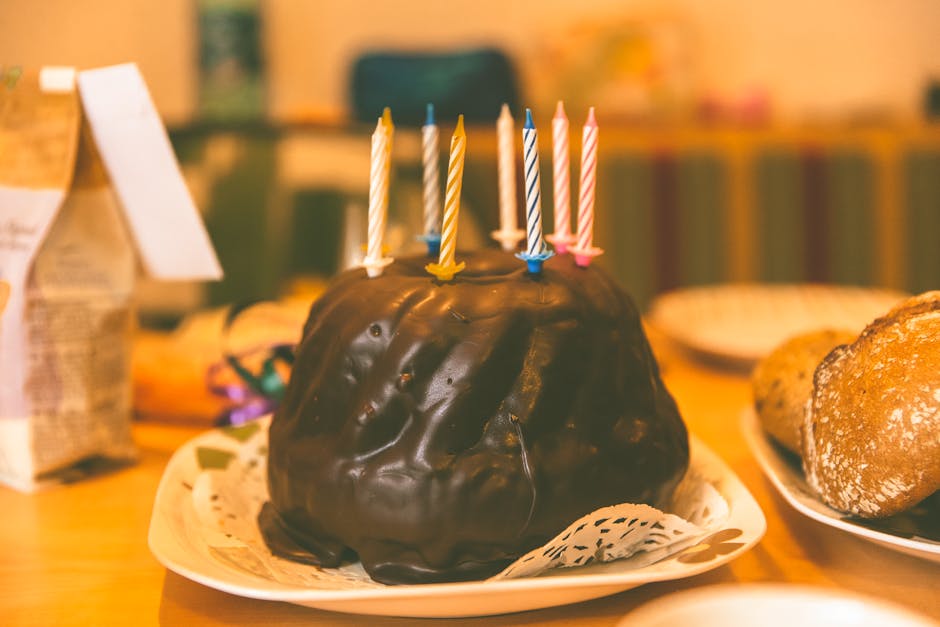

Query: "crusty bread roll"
left=803, top=291, right=940, bottom=518
left=752, top=329, right=857, bottom=455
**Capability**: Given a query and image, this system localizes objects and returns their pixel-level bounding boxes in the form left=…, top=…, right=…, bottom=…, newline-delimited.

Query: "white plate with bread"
left=742, top=290, right=939, bottom=563
left=742, top=407, right=940, bottom=564
left=647, top=283, right=908, bottom=368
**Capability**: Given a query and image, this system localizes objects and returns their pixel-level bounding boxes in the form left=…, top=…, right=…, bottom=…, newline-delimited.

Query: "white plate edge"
left=147, top=424, right=767, bottom=604
left=646, top=284, right=909, bottom=366
left=619, top=583, right=940, bottom=627
left=739, top=407, right=940, bottom=558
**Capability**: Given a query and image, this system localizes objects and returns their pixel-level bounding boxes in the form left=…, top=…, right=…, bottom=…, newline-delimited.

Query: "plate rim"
left=148, top=419, right=767, bottom=614
left=739, top=407, right=940, bottom=558
left=646, top=283, right=909, bottom=366
left=618, top=582, right=940, bottom=627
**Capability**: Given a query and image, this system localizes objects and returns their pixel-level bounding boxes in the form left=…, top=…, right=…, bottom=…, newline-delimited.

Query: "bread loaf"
left=803, top=292, right=940, bottom=518
left=752, top=329, right=856, bottom=455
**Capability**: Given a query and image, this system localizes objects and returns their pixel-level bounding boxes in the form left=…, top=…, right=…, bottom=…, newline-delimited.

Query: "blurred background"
left=3, top=0, right=940, bottom=322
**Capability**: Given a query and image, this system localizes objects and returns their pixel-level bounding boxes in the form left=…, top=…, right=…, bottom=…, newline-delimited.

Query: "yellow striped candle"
left=426, top=115, right=468, bottom=281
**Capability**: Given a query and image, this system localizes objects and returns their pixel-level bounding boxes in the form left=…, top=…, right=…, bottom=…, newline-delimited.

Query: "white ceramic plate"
left=741, top=408, right=940, bottom=564
left=620, top=583, right=939, bottom=627
left=148, top=421, right=766, bottom=618
left=646, top=284, right=907, bottom=368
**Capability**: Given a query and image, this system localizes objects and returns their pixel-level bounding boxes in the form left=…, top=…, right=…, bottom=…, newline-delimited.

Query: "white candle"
left=362, top=117, right=393, bottom=277
left=491, top=103, right=525, bottom=251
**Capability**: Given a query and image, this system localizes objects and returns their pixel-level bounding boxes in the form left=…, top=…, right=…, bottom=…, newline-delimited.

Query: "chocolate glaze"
left=260, top=250, right=688, bottom=585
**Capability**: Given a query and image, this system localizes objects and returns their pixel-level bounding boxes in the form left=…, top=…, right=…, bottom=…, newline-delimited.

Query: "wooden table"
left=1, top=339, right=937, bottom=626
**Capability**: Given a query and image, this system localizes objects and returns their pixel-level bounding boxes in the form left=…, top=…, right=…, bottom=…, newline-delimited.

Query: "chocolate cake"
left=260, top=249, right=688, bottom=584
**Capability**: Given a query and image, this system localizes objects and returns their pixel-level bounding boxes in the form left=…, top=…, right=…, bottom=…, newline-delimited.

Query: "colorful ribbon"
left=206, top=301, right=296, bottom=426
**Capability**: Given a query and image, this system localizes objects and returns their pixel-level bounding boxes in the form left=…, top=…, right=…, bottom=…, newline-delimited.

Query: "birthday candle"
left=571, top=106, right=604, bottom=268
left=426, top=115, right=467, bottom=281
left=522, top=109, right=549, bottom=258
left=363, top=117, right=393, bottom=277
left=381, top=106, right=394, bottom=215
left=421, top=103, right=441, bottom=238
left=491, top=104, right=524, bottom=251
left=498, top=104, right=516, bottom=233
left=382, top=106, right=394, bottom=154
left=548, top=100, right=573, bottom=253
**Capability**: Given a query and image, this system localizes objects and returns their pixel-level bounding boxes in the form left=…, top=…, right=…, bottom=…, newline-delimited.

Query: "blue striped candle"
left=516, top=108, right=553, bottom=273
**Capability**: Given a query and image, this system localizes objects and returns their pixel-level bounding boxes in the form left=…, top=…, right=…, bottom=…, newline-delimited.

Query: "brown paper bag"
left=0, top=65, right=221, bottom=491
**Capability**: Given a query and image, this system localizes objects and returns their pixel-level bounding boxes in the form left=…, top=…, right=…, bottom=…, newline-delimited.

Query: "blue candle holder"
left=516, top=249, right=554, bottom=275
left=416, top=232, right=442, bottom=258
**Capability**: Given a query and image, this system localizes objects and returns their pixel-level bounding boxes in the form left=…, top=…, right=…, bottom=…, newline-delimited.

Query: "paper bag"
left=0, top=65, right=222, bottom=491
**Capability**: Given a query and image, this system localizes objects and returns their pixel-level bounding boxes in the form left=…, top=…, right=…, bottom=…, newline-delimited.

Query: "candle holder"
left=515, top=249, right=554, bottom=275
left=491, top=228, right=525, bottom=252
left=361, top=255, right=394, bottom=278
left=417, top=232, right=442, bottom=258
left=425, top=259, right=466, bottom=282
left=545, top=232, right=575, bottom=254
left=567, top=245, right=603, bottom=268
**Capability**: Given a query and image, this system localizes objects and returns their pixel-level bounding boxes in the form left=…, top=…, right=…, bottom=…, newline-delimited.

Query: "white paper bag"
left=0, top=65, right=221, bottom=491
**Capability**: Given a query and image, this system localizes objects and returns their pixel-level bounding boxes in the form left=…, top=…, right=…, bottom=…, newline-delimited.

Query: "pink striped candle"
left=362, top=117, right=393, bottom=277
left=546, top=101, right=574, bottom=253
left=570, top=107, right=604, bottom=268
left=426, top=115, right=467, bottom=281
